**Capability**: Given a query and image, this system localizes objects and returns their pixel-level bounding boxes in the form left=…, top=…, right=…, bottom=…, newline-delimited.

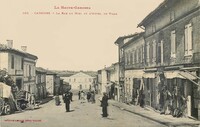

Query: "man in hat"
left=63, top=90, right=72, bottom=112
left=100, top=92, right=109, bottom=117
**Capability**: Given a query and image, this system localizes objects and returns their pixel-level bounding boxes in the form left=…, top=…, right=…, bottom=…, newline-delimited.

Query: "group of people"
left=54, top=90, right=110, bottom=118
left=78, top=91, right=96, bottom=103
left=54, top=91, right=73, bottom=112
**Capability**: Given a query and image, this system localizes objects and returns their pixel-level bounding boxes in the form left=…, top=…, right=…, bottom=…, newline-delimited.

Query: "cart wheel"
left=0, top=107, right=3, bottom=115
left=4, top=104, right=11, bottom=115
left=0, top=99, right=4, bottom=115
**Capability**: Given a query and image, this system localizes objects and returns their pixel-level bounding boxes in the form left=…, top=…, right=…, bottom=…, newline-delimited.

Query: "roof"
left=68, top=72, right=95, bottom=78
left=138, top=0, right=168, bottom=27
left=46, top=70, right=57, bottom=75
left=36, top=67, right=47, bottom=73
left=114, top=33, right=140, bottom=45
left=0, top=44, right=38, bottom=60
left=122, top=32, right=145, bottom=48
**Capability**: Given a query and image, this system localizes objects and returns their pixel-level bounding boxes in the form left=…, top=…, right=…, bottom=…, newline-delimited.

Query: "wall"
left=145, top=1, right=200, bottom=67
left=62, top=73, right=94, bottom=91
left=0, top=53, right=8, bottom=70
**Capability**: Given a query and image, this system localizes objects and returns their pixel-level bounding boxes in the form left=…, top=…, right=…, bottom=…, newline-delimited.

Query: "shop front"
left=163, top=69, right=199, bottom=118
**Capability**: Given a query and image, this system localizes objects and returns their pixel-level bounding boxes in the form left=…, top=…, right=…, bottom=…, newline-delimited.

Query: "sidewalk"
left=110, top=100, right=200, bottom=127
left=38, top=96, right=54, bottom=105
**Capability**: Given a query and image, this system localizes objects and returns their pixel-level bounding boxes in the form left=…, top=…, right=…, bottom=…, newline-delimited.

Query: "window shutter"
left=141, top=46, right=143, bottom=63
left=146, top=43, right=149, bottom=63
left=161, top=40, right=164, bottom=64
left=130, top=52, right=133, bottom=64
left=125, top=53, right=128, bottom=65
left=150, top=43, right=153, bottom=63
left=185, top=25, right=188, bottom=55
left=188, top=23, right=192, bottom=55
left=143, top=45, right=145, bottom=63
left=171, top=30, right=176, bottom=57
left=153, top=40, right=156, bottom=62
left=132, top=50, right=135, bottom=64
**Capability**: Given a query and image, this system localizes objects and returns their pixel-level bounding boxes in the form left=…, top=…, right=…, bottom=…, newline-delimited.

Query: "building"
left=97, top=64, right=120, bottom=100
left=114, top=34, right=142, bottom=102
left=36, top=67, right=47, bottom=100
left=63, top=71, right=95, bottom=92
left=46, top=70, right=60, bottom=96
left=122, top=32, right=145, bottom=104
left=0, top=40, right=38, bottom=95
left=138, top=0, right=200, bottom=119
left=97, top=67, right=110, bottom=95
left=107, top=63, right=120, bottom=100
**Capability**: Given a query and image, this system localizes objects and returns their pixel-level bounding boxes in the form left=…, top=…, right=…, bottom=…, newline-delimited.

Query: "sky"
left=0, top=0, right=163, bottom=71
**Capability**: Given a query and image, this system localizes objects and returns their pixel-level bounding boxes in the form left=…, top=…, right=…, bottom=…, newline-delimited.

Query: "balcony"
left=15, top=70, right=23, bottom=76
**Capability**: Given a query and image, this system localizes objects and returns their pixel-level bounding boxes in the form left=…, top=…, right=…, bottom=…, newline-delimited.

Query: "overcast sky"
left=0, top=0, right=163, bottom=71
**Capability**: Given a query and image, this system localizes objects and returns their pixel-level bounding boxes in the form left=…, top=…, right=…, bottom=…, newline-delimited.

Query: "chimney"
left=21, top=46, right=27, bottom=52
left=6, top=40, right=13, bottom=48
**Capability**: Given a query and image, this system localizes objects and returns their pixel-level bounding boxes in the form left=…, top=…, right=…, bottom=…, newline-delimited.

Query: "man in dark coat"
left=63, top=91, right=71, bottom=112
left=101, top=92, right=109, bottom=117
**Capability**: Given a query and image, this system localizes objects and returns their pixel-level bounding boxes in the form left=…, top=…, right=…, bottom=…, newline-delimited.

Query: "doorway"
left=16, top=79, right=22, bottom=90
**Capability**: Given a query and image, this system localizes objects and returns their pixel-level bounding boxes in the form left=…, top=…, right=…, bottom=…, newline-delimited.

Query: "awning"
left=143, top=73, right=156, bottom=78
left=125, top=70, right=144, bottom=78
left=178, top=71, right=197, bottom=80
left=164, top=71, right=197, bottom=80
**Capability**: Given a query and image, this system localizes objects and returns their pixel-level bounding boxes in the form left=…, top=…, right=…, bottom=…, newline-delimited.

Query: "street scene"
left=1, top=0, right=200, bottom=127
left=1, top=95, right=166, bottom=127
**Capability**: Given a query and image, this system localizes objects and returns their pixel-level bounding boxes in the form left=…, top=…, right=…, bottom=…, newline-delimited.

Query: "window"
left=26, top=65, right=29, bottom=77
left=134, top=50, right=137, bottom=64
left=11, top=55, right=14, bottom=69
left=130, top=52, right=133, bottom=65
left=170, top=10, right=175, bottom=21
left=136, top=49, right=139, bottom=63
left=21, top=58, right=24, bottom=70
left=152, top=23, right=156, bottom=33
left=185, top=23, right=193, bottom=56
left=149, top=43, right=153, bottom=63
left=127, top=53, right=129, bottom=65
left=140, top=46, right=143, bottom=63
left=142, top=45, right=145, bottom=63
left=69, top=79, right=71, bottom=82
left=125, top=53, right=128, bottom=65
left=29, top=65, right=31, bottom=77
left=129, top=51, right=132, bottom=65
left=146, top=43, right=150, bottom=63
left=171, top=30, right=176, bottom=58
left=132, top=50, right=135, bottom=64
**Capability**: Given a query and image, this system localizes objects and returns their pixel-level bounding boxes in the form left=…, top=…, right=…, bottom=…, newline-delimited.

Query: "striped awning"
left=164, top=71, right=197, bottom=80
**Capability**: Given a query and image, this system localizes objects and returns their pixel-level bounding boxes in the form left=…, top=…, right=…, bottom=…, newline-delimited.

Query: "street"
left=1, top=95, right=166, bottom=127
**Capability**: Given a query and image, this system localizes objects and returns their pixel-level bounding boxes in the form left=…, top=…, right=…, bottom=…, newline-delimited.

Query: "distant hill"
left=50, top=70, right=97, bottom=77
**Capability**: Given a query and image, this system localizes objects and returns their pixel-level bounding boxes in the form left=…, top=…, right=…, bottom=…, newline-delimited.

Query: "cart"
left=15, top=90, right=40, bottom=110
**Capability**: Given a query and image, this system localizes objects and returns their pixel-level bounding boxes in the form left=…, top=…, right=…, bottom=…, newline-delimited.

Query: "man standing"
left=63, top=91, right=71, bottom=112
left=101, top=92, right=109, bottom=117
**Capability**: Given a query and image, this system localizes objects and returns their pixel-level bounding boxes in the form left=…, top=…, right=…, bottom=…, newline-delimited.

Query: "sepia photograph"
left=1, top=0, right=200, bottom=127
